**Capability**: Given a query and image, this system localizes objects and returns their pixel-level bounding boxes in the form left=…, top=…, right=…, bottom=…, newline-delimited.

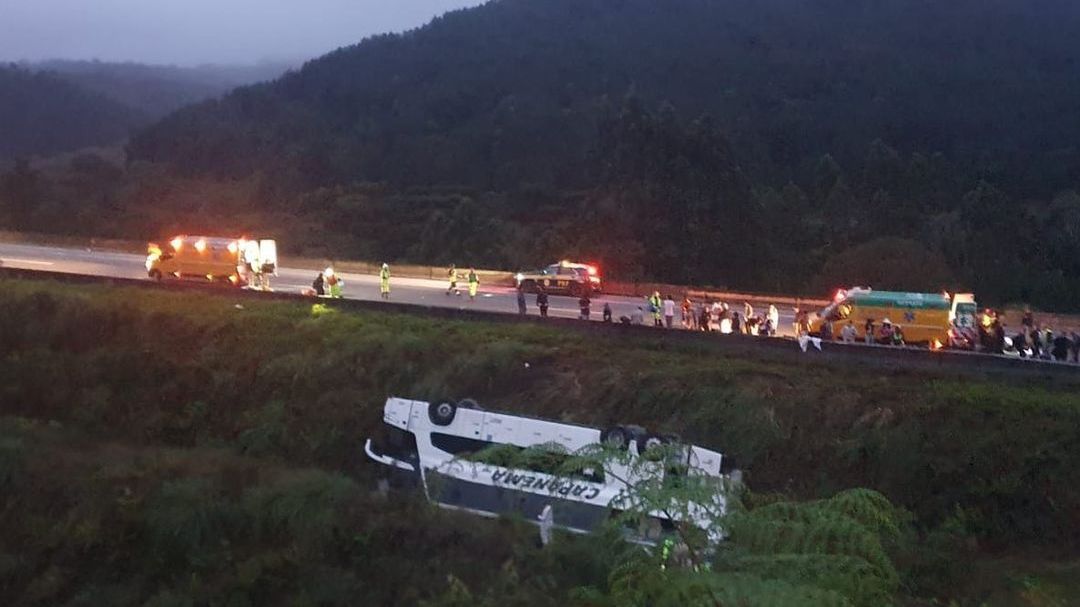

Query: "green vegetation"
left=0, top=278, right=1079, bottom=604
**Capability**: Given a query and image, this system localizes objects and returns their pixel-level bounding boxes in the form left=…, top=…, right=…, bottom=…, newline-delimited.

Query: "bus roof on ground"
left=844, top=290, right=951, bottom=310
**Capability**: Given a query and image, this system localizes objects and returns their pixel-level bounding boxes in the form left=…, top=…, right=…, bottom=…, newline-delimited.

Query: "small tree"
left=462, top=441, right=904, bottom=607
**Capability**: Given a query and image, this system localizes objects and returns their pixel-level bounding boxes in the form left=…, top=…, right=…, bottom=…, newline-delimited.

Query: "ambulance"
left=146, top=235, right=277, bottom=289
left=810, top=287, right=977, bottom=347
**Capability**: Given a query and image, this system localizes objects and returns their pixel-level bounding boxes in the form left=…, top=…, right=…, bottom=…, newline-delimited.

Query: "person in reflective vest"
left=468, top=268, right=479, bottom=301
left=446, top=264, right=458, bottom=296
left=660, top=537, right=675, bottom=570
left=326, top=268, right=343, bottom=298
left=379, top=263, right=391, bottom=300
left=648, top=291, right=663, bottom=327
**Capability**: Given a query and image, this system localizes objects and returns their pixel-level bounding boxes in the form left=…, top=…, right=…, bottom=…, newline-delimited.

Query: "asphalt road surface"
left=0, top=242, right=799, bottom=334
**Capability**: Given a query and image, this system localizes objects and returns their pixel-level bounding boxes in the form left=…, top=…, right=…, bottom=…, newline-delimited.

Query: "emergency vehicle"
left=514, top=261, right=602, bottom=295
left=811, top=287, right=977, bottom=347
left=146, top=236, right=277, bottom=289
left=365, top=397, right=733, bottom=544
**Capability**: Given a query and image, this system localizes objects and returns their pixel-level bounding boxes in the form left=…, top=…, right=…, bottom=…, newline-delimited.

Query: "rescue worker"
left=648, top=291, right=663, bottom=327
left=446, top=264, right=458, bottom=296
left=325, top=268, right=343, bottom=298
left=312, top=272, right=325, bottom=297
left=536, top=286, right=549, bottom=318
left=579, top=293, right=591, bottom=320
left=660, top=537, right=675, bottom=571
left=516, top=286, right=527, bottom=316
left=379, top=263, right=390, bottom=300
left=468, top=268, right=479, bottom=301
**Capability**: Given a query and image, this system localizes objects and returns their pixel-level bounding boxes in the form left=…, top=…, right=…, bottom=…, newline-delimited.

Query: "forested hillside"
left=0, top=65, right=144, bottom=159
left=12, top=0, right=1080, bottom=307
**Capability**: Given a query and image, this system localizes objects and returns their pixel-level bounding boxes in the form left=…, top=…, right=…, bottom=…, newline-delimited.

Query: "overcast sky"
left=0, top=0, right=487, bottom=66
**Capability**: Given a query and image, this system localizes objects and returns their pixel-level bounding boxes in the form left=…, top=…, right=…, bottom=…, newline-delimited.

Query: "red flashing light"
left=587, top=265, right=598, bottom=276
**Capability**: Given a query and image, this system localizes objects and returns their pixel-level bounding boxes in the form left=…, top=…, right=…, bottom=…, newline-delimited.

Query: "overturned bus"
left=365, top=397, right=734, bottom=544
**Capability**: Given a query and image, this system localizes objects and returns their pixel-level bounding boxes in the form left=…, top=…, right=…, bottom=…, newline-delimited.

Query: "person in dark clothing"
left=699, top=306, right=711, bottom=332
left=312, top=272, right=325, bottom=297
left=1029, top=329, right=1042, bottom=358
left=537, top=288, right=549, bottom=318
left=516, top=287, right=527, bottom=316
left=992, top=323, right=1006, bottom=354
left=579, top=294, right=591, bottom=320
left=1053, top=334, right=1071, bottom=361
left=731, top=312, right=742, bottom=334
left=1022, top=309, right=1034, bottom=330
left=864, top=318, right=875, bottom=345
left=1071, top=331, right=1080, bottom=363
left=603, top=302, right=613, bottom=323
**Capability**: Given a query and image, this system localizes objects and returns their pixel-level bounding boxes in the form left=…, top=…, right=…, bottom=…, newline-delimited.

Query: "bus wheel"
left=637, top=433, right=668, bottom=454
left=458, top=398, right=482, bottom=410
left=601, top=426, right=631, bottom=450
left=429, top=400, right=458, bottom=426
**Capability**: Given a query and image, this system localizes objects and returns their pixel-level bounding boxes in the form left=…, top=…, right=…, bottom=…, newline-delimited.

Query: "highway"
left=0, top=242, right=799, bottom=333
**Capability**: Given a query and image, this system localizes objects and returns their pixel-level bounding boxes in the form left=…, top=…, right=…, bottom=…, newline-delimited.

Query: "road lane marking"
left=1, top=259, right=55, bottom=266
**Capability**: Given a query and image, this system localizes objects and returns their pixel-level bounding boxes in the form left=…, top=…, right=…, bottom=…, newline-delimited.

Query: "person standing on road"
left=663, top=295, right=676, bottom=328
left=603, top=302, right=613, bottom=323
left=681, top=297, right=693, bottom=329
left=864, top=318, right=875, bottom=345
left=841, top=320, right=857, bottom=343
left=537, top=287, right=549, bottom=318
left=648, top=291, right=663, bottom=327
left=768, top=305, right=779, bottom=336
left=312, top=272, right=325, bottom=297
left=517, top=286, right=527, bottom=316
left=446, top=264, right=458, bottom=296
left=731, top=312, right=742, bottom=335
left=579, top=292, right=591, bottom=320
left=1070, top=331, right=1080, bottom=363
left=468, top=268, right=480, bottom=301
left=326, top=268, right=343, bottom=299
left=743, top=302, right=754, bottom=329
left=379, top=263, right=391, bottom=300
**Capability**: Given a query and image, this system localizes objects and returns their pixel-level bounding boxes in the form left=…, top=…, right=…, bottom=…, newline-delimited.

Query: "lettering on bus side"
left=490, top=469, right=600, bottom=500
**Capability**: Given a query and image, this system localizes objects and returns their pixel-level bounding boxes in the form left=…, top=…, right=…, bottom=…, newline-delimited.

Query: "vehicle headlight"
left=515, top=273, right=525, bottom=282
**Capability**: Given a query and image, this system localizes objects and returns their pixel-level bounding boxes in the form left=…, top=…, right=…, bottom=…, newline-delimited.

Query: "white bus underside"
left=365, top=397, right=725, bottom=542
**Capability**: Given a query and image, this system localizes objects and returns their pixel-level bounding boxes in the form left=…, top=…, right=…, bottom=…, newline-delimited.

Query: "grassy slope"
left=1, top=278, right=1079, bottom=605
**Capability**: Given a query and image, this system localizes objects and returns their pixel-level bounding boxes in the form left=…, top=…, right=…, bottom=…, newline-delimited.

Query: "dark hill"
left=0, top=65, right=145, bottom=160
left=31, top=60, right=291, bottom=119
left=129, top=0, right=1080, bottom=196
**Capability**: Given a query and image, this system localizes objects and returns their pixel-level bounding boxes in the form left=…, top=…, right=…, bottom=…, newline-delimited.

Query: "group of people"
left=815, top=317, right=906, bottom=346
left=978, top=309, right=1080, bottom=362
left=445, top=264, right=481, bottom=300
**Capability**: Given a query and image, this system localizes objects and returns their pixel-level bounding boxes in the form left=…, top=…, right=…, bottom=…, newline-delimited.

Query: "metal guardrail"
left=0, top=266, right=1077, bottom=385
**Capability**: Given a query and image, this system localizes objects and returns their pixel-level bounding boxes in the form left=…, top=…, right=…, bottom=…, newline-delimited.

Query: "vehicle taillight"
left=587, top=265, right=598, bottom=276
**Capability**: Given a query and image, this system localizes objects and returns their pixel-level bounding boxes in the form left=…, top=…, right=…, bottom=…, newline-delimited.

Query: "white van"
left=365, top=397, right=733, bottom=543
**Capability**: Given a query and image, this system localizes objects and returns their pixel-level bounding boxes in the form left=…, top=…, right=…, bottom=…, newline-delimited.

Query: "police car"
left=514, top=261, right=601, bottom=295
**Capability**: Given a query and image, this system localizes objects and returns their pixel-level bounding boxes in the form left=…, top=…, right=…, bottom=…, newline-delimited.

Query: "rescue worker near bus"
left=468, top=268, right=479, bottom=301
left=379, top=263, right=391, bottom=300
left=446, top=264, right=458, bottom=296
left=648, top=291, right=663, bottom=327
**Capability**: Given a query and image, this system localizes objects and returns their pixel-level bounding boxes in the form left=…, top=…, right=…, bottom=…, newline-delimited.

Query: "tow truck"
left=515, top=260, right=601, bottom=295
